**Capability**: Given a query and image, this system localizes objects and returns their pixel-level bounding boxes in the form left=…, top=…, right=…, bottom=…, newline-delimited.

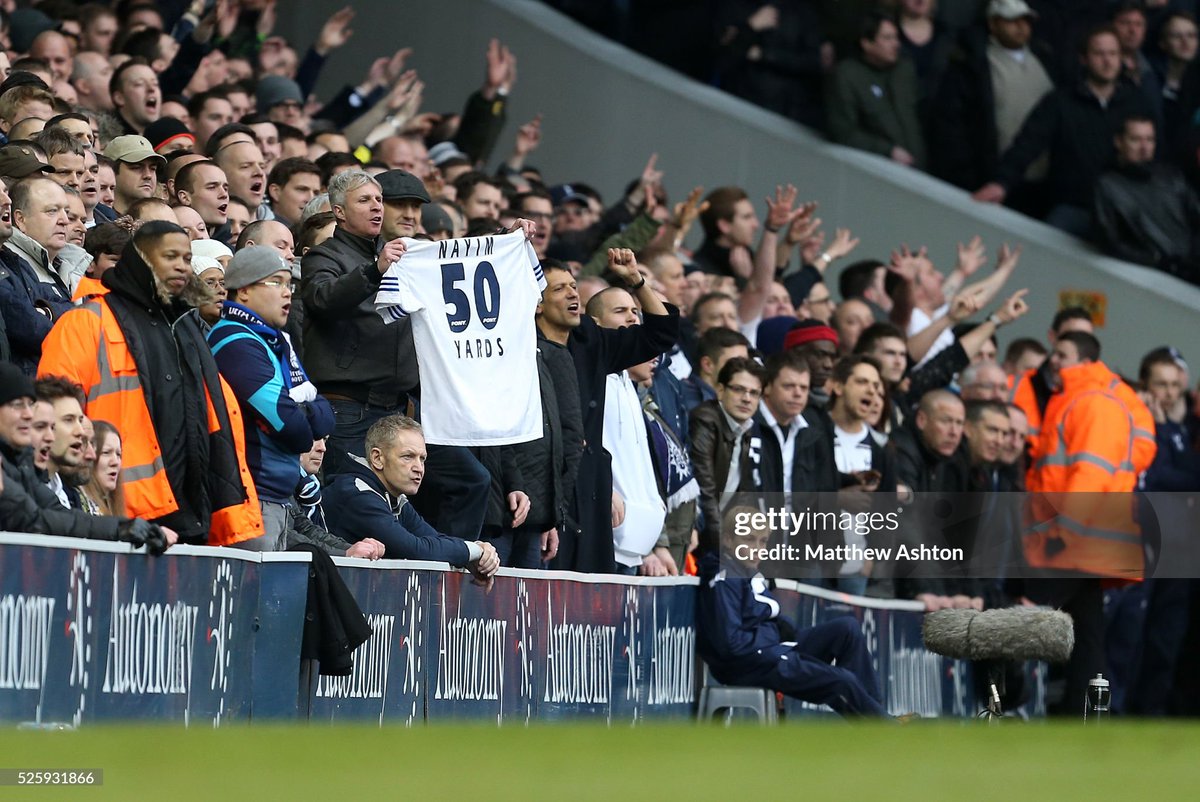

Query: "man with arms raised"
left=535, top=249, right=679, bottom=572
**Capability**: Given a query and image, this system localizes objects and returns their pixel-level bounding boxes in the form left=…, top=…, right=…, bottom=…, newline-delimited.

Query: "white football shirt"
left=375, top=230, right=546, bottom=445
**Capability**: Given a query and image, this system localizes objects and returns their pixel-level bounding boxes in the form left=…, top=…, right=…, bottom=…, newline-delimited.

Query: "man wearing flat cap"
left=0, top=143, right=54, bottom=187
left=103, top=134, right=165, bottom=215
left=379, top=169, right=431, bottom=241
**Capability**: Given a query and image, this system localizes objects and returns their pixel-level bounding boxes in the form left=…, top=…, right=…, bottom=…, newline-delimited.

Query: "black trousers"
left=1025, top=576, right=1105, bottom=716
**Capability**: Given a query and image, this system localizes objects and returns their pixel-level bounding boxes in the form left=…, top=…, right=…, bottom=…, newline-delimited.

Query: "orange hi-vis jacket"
left=71, top=275, right=108, bottom=301
left=1011, top=368, right=1043, bottom=451
left=37, top=299, right=263, bottom=546
left=1025, top=361, right=1157, bottom=577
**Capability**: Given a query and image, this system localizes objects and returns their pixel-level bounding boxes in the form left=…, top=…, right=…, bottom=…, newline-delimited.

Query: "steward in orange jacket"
left=38, top=221, right=262, bottom=545
left=1010, top=366, right=1048, bottom=449
left=1025, top=335, right=1156, bottom=578
left=71, top=274, right=107, bottom=301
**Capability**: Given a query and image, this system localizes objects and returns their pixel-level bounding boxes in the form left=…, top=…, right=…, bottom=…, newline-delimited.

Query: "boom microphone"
left=922, top=607, right=1075, bottom=663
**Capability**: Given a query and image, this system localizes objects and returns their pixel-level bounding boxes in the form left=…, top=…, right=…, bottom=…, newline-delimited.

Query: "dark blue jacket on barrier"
left=324, top=460, right=473, bottom=566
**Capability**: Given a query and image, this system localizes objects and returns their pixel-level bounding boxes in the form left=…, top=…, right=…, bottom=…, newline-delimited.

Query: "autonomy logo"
left=645, top=593, right=694, bottom=706
left=314, top=613, right=397, bottom=712
left=0, top=592, right=55, bottom=692
left=542, top=585, right=616, bottom=708
left=101, top=563, right=198, bottom=695
left=433, top=580, right=507, bottom=706
left=66, top=552, right=93, bottom=725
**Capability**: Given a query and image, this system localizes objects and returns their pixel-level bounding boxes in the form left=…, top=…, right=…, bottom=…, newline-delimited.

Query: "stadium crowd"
left=554, top=0, right=1200, bottom=281
left=0, top=0, right=1196, bottom=717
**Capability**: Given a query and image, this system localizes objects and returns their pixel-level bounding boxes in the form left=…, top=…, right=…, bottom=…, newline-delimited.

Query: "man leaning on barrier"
left=324, top=415, right=500, bottom=581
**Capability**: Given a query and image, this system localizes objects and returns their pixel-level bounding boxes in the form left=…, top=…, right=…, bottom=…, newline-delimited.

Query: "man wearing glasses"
left=689, top=356, right=765, bottom=552
left=208, top=246, right=339, bottom=552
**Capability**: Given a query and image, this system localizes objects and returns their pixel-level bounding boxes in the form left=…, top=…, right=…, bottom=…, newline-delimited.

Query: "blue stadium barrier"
left=1, top=534, right=1040, bottom=725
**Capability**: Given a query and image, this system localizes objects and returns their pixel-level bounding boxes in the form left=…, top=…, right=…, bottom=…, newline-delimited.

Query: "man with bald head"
left=586, top=286, right=640, bottom=329
left=237, top=219, right=295, bottom=265
left=892, top=388, right=975, bottom=610
left=894, top=388, right=967, bottom=493
left=71, top=52, right=115, bottom=113
left=960, top=361, right=1009, bottom=402
left=833, top=298, right=874, bottom=355
left=591, top=284, right=677, bottom=576
left=373, top=135, right=430, bottom=179
left=29, top=31, right=73, bottom=84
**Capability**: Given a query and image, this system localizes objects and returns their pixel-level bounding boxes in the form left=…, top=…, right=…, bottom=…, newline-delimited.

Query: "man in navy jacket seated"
left=696, top=504, right=887, bottom=717
left=324, top=414, right=500, bottom=580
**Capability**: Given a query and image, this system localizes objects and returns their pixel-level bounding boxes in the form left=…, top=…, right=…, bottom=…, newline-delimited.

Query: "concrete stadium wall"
left=279, top=0, right=1200, bottom=374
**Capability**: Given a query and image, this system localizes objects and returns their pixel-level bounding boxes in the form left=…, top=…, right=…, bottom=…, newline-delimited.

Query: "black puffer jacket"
left=0, top=440, right=123, bottom=539
left=300, top=226, right=418, bottom=407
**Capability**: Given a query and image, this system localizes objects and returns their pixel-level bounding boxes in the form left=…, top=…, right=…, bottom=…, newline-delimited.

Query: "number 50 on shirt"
left=375, top=231, right=547, bottom=446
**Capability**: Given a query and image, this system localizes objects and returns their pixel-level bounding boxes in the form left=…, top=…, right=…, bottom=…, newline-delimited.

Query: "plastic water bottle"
left=1084, top=674, right=1110, bottom=722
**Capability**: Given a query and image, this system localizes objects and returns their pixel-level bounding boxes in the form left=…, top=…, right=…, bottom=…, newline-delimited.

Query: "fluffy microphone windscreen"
left=922, top=607, right=1075, bottom=663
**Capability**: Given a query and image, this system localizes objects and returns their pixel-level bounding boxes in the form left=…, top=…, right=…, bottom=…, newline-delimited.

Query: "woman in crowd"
left=82, top=421, right=124, bottom=517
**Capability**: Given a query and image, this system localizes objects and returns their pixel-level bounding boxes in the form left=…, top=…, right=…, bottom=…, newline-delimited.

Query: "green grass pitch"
left=3, top=721, right=1199, bottom=800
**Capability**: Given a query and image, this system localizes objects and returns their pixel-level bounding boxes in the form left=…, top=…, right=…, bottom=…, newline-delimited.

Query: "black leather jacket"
left=300, top=226, right=418, bottom=407
left=689, top=400, right=762, bottom=549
